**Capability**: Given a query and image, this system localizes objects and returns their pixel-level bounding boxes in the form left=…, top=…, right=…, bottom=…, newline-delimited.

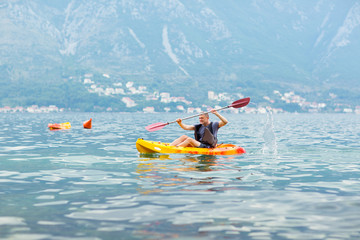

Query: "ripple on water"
left=0, top=217, right=26, bottom=226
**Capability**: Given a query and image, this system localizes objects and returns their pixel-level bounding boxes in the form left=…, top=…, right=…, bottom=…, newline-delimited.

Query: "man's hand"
left=210, top=109, right=218, bottom=115
left=176, top=118, right=195, bottom=130
left=211, top=108, right=228, bottom=127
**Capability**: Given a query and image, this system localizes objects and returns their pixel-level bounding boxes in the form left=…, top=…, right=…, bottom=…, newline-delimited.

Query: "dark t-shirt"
left=194, top=122, right=219, bottom=143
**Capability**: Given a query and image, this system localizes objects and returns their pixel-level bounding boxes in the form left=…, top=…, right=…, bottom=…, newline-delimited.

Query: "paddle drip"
left=262, top=108, right=278, bottom=155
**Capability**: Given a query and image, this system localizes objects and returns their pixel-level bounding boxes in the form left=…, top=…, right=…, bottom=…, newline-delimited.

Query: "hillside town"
left=0, top=105, right=64, bottom=113
left=1, top=73, right=359, bottom=114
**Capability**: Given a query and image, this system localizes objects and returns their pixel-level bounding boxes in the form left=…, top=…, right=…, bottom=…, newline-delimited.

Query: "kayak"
left=136, top=138, right=246, bottom=156
left=48, top=122, right=71, bottom=130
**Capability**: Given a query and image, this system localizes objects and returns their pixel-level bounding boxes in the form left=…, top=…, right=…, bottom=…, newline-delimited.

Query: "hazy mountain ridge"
left=1, top=0, right=359, bottom=109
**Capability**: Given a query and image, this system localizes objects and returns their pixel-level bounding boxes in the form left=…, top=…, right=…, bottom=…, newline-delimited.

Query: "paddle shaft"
left=167, top=105, right=231, bottom=125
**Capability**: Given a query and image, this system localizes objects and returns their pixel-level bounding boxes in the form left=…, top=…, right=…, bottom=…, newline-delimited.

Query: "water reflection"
left=136, top=154, right=240, bottom=194
left=137, top=154, right=217, bottom=172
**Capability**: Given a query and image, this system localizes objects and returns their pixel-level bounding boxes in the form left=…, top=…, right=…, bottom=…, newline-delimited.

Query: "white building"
left=126, top=82, right=134, bottom=88
left=105, top=88, right=115, bottom=95
left=177, top=105, right=185, bottom=111
left=208, top=91, right=216, bottom=100
left=115, top=88, right=125, bottom=94
left=122, top=97, right=136, bottom=107
left=160, top=92, right=171, bottom=103
left=143, top=107, right=155, bottom=113
left=83, top=78, right=94, bottom=84
left=113, top=82, right=123, bottom=87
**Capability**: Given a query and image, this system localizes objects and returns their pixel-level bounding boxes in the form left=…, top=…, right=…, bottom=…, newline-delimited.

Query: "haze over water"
left=1, top=112, right=359, bottom=239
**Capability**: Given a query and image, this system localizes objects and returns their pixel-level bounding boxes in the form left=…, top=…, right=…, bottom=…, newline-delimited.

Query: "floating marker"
left=83, top=118, right=92, bottom=129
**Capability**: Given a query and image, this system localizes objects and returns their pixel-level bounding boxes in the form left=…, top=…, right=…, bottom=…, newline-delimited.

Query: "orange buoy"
left=83, top=118, right=92, bottom=129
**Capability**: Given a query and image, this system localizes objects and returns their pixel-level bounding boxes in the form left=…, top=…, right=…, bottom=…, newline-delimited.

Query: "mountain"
left=1, top=0, right=359, bottom=111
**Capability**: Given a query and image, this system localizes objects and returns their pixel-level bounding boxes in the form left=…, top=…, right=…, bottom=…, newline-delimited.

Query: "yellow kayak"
left=136, top=138, right=246, bottom=156
left=48, top=122, right=71, bottom=130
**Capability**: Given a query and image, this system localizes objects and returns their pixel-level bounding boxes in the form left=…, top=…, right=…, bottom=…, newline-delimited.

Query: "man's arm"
left=176, top=119, right=195, bottom=130
left=211, top=110, right=228, bottom=128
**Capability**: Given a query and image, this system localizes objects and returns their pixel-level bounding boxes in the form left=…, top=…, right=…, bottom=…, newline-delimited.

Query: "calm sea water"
left=1, top=112, right=359, bottom=240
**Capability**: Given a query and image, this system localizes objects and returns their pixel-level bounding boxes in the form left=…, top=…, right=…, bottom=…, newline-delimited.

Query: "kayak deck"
left=136, top=138, right=245, bottom=156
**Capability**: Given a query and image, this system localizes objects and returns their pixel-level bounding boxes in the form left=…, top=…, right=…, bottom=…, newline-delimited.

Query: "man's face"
left=199, top=115, right=208, bottom=125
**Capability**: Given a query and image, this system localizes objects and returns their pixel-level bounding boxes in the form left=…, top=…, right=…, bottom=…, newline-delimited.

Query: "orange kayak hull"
left=136, top=138, right=245, bottom=156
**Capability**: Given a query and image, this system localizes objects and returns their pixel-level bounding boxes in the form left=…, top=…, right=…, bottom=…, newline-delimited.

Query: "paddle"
left=145, top=97, right=250, bottom=132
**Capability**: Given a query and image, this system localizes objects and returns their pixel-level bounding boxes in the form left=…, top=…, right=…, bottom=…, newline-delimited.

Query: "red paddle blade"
left=145, top=122, right=168, bottom=132
left=230, top=97, right=250, bottom=108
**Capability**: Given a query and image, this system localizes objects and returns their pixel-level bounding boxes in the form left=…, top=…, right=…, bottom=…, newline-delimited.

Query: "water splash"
left=262, top=108, right=278, bottom=155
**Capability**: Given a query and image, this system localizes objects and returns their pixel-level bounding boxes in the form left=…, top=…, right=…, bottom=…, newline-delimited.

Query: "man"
left=170, top=109, right=228, bottom=148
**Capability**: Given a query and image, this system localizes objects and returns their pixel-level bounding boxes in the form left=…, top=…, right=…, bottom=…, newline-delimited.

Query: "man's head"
left=199, top=112, right=210, bottom=125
